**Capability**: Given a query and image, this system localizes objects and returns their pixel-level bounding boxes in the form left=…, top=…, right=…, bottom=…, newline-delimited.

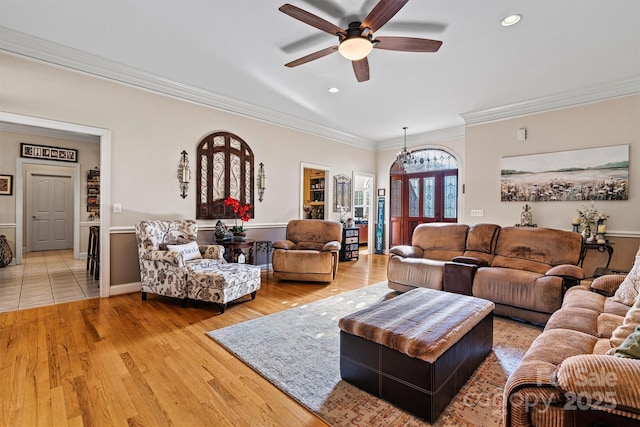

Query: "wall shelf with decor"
left=87, top=168, right=100, bottom=220
left=303, top=168, right=326, bottom=219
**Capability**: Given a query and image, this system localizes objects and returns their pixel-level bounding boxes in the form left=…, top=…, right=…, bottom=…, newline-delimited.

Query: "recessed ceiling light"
left=501, top=14, right=522, bottom=27
left=328, top=87, right=340, bottom=93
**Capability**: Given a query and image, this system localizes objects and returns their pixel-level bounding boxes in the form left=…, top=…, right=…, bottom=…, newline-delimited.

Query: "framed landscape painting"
left=501, top=144, right=629, bottom=202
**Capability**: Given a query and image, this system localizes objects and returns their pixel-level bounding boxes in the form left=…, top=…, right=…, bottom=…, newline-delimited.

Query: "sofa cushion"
left=387, top=256, right=446, bottom=290
left=522, top=329, right=597, bottom=366
left=611, top=246, right=640, bottom=306
left=412, top=223, right=468, bottom=260
left=286, top=219, right=342, bottom=245
left=296, top=241, right=326, bottom=251
left=492, top=227, right=582, bottom=273
left=561, top=285, right=606, bottom=312
left=272, top=249, right=332, bottom=274
left=593, top=338, right=613, bottom=355
left=465, top=223, right=500, bottom=254
left=545, top=306, right=598, bottom=336
left=615, top=324, right=640, bottom=359
left=473, top=267, right=564, bottom=315
left=604, top=298, right=633, bottom=317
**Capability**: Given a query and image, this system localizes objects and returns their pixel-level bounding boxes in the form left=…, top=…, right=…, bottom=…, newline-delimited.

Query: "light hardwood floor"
left=0, top=253, right=389, bottom=426
left=0, top=250, right=100, bottom=313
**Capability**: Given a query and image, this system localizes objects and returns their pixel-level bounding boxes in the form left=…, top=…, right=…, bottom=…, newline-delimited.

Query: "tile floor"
left=0, top=249, right=100, bottom=313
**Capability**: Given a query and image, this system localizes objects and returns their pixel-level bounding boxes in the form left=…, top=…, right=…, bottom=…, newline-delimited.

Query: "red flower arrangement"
left=224, top=196, right=252, bottom=232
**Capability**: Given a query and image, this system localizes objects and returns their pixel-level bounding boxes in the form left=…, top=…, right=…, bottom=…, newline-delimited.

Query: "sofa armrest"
left=273, top=239, right=296, bottom=250
left=545, top=264, right=585, bottom=288
left=322, top=241, right=341, bottom=252
left=545, top=264, right=585, bottom=279
left=199, top=244, right=225, bottom=260
left=555, top=354, right=640, bottom=415
left=451, top=256, right=490, bottom=267
left=389, top=245, right=423, bottom=258
left=443, top=262, right=477, bottom=295
left=590, top=274, right=627, bottom=297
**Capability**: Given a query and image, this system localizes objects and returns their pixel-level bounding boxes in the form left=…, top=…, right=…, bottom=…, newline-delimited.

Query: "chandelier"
left=395, top=126, right=416, bottom=170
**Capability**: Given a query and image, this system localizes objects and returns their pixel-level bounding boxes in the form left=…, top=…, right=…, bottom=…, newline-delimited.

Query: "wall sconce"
left=257, top=162, right=266, bottom=202
left=178, top=150, right=191, bottom=199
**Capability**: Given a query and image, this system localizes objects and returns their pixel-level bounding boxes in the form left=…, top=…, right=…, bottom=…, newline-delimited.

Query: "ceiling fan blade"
left=285, top=46, right=338, bottom=67
left=279, top=4, right=346, bottom=37
left=374, top=36, right=442, bottom=52
left=352, top=58, right=370, bottom=82
left=361, top=0, right=409, bottom=33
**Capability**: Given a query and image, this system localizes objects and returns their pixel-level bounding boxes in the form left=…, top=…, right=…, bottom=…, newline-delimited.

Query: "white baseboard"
left=110, top=281, right=141, bottom=296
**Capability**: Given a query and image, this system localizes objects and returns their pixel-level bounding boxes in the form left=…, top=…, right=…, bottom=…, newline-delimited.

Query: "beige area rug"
left=208, top=282, right=542, bottom=426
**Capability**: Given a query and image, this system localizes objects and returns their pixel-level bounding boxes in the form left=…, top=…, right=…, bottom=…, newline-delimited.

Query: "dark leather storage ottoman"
left=339, top=288, right=494, bottom=423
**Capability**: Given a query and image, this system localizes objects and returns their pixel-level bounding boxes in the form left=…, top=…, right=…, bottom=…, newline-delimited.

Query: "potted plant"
left=224, top=196, right=252, bottom=240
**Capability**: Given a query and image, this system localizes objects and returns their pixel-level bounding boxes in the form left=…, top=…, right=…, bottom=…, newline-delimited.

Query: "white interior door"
left=28, top=172, right=74, bottom=251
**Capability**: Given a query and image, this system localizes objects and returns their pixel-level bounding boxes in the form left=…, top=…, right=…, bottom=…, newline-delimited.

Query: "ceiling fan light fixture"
left=501, top=14, right=522, bottom=27
left=338, top=36, right=373, bottom=61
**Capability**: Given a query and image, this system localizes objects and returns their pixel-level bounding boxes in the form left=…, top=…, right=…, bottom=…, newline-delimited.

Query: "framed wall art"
left=20, top=143, right=78, bottom=163
left=0, top=174, right=13, bottom=196
left=501, top=144, right=629, bottom=202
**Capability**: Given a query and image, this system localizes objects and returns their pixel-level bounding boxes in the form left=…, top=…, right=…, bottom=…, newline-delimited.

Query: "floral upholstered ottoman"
left=186, top=262, right=261, bottom=313
left=339, top=288, right=494, bottom=422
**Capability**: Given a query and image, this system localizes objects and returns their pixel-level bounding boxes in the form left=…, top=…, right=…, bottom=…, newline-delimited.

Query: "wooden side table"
left=217, top=239, right=255, bottom=264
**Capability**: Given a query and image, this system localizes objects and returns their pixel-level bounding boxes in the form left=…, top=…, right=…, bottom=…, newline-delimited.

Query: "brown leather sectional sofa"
left=504, top=272, right=640, bottom=427
left=387, top=223, right=585, bottom=324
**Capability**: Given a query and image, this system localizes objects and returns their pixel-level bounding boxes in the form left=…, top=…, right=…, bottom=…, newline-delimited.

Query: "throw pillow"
left=159, top=236, right=192, bottom=250
left=166, top=241, right=202, bottom=261
left=615, top=324, right=640, bottom=359
left=611, top=246, right=640, bottom=306
left=608, top=294, right=640, bottom=352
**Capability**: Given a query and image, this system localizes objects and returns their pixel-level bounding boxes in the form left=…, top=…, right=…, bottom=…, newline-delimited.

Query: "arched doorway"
left=389, top=149, right=459, bottom=246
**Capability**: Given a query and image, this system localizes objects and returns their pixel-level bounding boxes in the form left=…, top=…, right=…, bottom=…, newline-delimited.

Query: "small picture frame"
left=0, top=174, right=13, bottom=196
left=377, top=188, right=385, bottom=196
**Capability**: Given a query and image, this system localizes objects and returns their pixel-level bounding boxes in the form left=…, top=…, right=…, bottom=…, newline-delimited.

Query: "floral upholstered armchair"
left=135, top=219, right=261, bottom=312
left=134, top=219, right=226, bottom=305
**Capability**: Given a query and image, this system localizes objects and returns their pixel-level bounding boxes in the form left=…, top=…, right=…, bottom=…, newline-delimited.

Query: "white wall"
left=464, top=95, right=639, bottom=234
left=0, top=53, right=376, bottom=230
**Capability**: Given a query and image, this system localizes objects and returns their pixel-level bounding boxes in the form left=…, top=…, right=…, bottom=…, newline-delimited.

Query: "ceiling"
left=1, top=0, right=639, bottom=149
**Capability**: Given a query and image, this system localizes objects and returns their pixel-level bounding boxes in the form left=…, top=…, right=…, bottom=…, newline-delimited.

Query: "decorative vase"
left=233, top=231, right=246, bottom=241
left=0, top=235, right=13, bottom=268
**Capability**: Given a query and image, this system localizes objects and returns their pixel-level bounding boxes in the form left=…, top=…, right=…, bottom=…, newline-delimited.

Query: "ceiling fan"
left=279, top=0, right=443, bottom=82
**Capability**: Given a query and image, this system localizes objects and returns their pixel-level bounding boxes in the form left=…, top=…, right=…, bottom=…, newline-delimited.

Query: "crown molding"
left=461, top=76, right=640, bottom=126
left=0, top=26, right=375, bottom=150
left=376, top=125, right=466, bottom=152
left=3, top=26, right=638, bottom=148
left=0, top=120, right=101, bottom=143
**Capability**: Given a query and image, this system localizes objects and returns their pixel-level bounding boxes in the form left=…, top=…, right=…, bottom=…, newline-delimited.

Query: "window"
left=196, top=132, right=254, bottom=219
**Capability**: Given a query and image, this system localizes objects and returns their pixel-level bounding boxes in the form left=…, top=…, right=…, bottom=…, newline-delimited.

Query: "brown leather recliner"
left=272, top=219, right=342, bottom=282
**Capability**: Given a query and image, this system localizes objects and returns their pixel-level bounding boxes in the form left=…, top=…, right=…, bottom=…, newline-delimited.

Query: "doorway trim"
left=1, top=111, right=112, bottom=298
left=352, top=170, right=375, bottom=254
